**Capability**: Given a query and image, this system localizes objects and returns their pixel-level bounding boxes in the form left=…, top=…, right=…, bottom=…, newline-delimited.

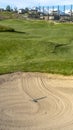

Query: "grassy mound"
left=0, top=19, right=73, bottom=75
left=0, top=25, right=15, bottom=32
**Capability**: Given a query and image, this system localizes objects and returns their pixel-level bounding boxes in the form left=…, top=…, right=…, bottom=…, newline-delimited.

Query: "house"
left=49, top=15, right=55, bottom=20
left=28, top=9, right=40, bottom=18
left=18, top=9, right=25, bottom=14
left=0, top=8, right=4, bottom=12
left=29, top=9, right=38, bottom=14
left=60, top=15, right=71, bottom=22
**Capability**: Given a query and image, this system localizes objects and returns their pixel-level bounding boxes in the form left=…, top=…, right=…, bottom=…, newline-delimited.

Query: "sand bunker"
left=0, top=72, right=73, bottom=130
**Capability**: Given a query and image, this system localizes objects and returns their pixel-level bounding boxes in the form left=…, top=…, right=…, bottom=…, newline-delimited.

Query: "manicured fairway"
left=1, top=19, right=73, bottom=130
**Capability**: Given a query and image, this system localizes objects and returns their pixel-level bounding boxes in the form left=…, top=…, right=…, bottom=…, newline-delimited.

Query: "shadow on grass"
left=0, top=30, right=26, bottom=34
left=14, top=31, right=26, bottom=34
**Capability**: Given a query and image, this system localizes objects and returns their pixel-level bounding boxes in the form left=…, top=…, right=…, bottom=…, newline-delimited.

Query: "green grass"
left=0, top=19, right=73, bottom=75
left=0, top=25, right=15, bottom=32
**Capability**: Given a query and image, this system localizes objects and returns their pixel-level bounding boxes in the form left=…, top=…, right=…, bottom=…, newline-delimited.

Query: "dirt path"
left=0, top=72, right=73, bottom=130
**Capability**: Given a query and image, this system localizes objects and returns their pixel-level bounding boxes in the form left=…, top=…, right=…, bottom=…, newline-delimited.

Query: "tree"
left=14, top=6, right=18, bottom=13
left=6, top=5, right=11, bottom=11
left=25, top=7, right=29, bottom=13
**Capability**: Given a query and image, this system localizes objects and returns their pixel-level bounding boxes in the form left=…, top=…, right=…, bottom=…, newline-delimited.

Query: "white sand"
left=0, top=72, right=73, bottom=130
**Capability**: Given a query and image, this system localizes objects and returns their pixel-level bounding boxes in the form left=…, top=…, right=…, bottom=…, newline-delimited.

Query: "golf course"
left=0, top=19, right=73, bottom=130
left=0, top=19, right=73, bottom=75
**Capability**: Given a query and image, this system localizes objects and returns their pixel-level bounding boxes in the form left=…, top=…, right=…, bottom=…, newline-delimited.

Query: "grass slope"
left=0, top=19, right=73, bottom=75
left=0, top=25, right=15, bottom=32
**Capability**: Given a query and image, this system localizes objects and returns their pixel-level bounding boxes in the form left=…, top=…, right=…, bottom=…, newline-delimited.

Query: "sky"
left=0, top=0, right=73, bottom=9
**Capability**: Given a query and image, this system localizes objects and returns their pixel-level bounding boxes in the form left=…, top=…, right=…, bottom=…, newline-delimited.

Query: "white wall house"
left=18, top=9, right=25, bottom=14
